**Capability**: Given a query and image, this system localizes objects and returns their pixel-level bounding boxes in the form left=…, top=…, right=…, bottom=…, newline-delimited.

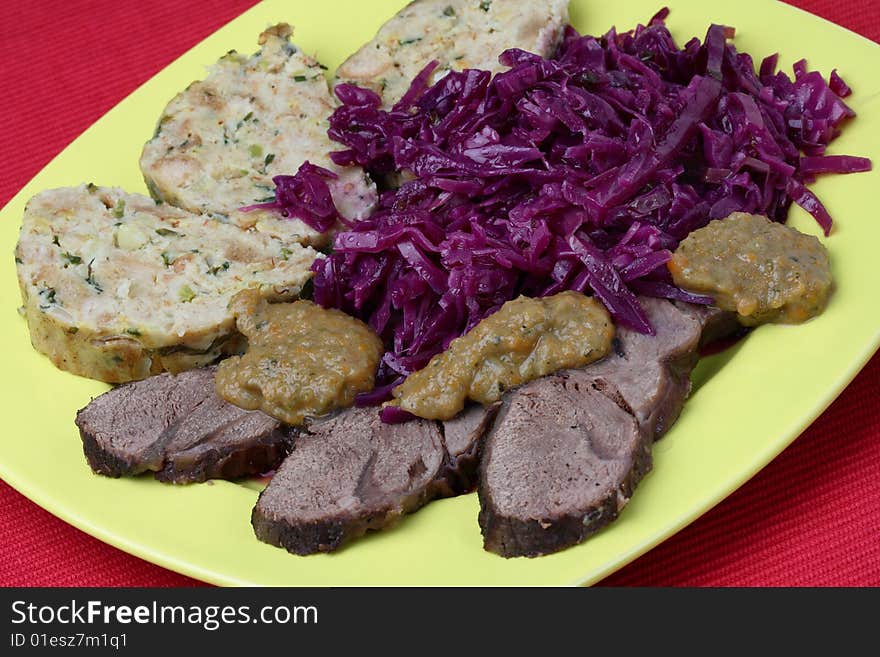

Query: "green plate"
left=1, top=0, right=878, bottom=586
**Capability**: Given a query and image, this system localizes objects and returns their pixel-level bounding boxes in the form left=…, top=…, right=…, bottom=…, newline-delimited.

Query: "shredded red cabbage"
left=279, top=11, right=869, bottom=401
left=241, top=161, right=342, bottom=233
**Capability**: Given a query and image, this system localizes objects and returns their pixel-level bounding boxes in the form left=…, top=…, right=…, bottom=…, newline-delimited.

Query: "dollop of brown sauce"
left=390, top=291, right=614, bottom=421
left=668, top=212, right=833, bottom=326
left=215, top=289, right=383, bottom=425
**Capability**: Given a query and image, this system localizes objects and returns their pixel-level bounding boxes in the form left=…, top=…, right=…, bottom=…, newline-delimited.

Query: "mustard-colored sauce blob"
left=669, top=212, right=832, bottom=326
left=391, top=291, right=614, bottom=421
left=216, top=289, right=383, bottom=425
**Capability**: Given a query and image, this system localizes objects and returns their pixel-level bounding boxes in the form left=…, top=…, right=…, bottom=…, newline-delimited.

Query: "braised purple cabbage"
left=259, top=11, right=871, bottom=400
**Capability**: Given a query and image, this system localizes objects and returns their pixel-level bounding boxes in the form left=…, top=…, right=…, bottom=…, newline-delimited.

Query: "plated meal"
left=8, top=0, right=876, bottom=573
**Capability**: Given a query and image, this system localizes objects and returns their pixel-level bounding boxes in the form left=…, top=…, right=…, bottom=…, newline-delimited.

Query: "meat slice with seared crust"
left=434, top=401, right=501, bottom=496
left=674, top=302, right=742, bottom=348
left=252, top=407, right=446, bottom=554
left=477, top=298, right=708, bottom=557
left=586, top=297, right=703, bottom=441
left=478, top=374, right=648, bottom=558
left=75, top=367, right=291, bottom=484
left=252, top=402, right=502, bottom=554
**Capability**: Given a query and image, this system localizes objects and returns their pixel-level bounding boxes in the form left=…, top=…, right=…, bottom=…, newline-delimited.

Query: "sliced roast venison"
left=478, top=373, right=649, bottom=558
left=154, top=390, right=291, bottom=483
left=252, top=407, right=446, bottom=554
left=435, top=401, right=502, bottom=496
left=586, top=297, right=703, bottom=440
left=252, top=402, right=502, bottom=555
left=75, top=367, right=292, bottom=484
left=673, top=302, right=742, bottom=348
left=477, top=298, right=709, bottom=557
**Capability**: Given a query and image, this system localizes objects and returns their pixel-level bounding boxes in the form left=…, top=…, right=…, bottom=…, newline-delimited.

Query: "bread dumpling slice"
left=15, top=184, right=318, bottom=383
left=335, top=0, right=570, bottom=107
left=140, top=24, right=376, bottom=247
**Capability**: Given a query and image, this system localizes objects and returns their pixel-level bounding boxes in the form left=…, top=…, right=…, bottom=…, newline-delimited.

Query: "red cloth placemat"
left=1, top=0, right=877, bottom=587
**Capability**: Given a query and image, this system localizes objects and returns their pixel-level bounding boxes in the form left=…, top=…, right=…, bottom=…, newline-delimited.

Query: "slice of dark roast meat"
left=252, top=401, right=502, bottom=555
left=75, top=367, right=292, bottom=484
left=586, top=297, right=703, bottom=441
left=478, top=298, right=712, bottom=557
left=674, top=302, right=742, bottom=348
left=434, top=401, right=502, bottom=496
left=478, top=373, right=649, bottom=558
left=252, top=406, right=446, bottom=554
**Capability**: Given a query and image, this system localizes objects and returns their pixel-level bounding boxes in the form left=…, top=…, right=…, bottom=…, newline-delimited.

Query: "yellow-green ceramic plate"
left=1, top=0, right=878, bottom=586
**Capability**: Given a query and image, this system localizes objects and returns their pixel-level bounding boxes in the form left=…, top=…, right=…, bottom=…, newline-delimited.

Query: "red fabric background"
left=0, top=0, right=877, bottom=587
